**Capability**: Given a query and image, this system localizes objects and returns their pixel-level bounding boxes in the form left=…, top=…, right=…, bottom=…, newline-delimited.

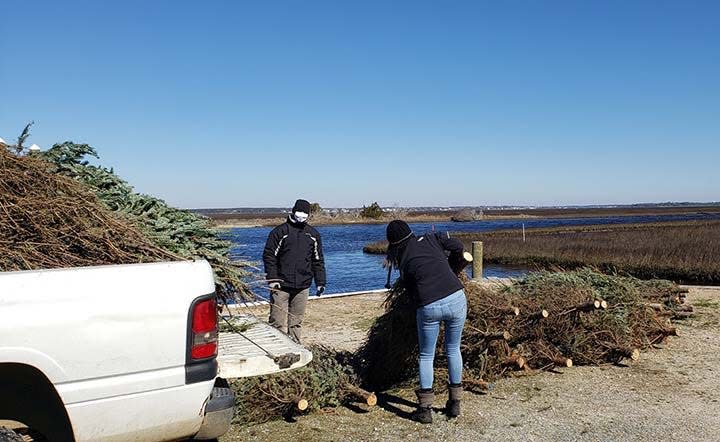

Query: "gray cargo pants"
left=269, top=287, right=310, bottom=343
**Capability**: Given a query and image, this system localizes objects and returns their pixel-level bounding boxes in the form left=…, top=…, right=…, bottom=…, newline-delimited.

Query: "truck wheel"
left=0, top=365, right=74, bottom=442
left=0, top=427, right=23, bottom=442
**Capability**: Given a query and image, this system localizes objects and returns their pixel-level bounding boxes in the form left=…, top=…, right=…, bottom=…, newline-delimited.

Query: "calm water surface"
left=223, top=212, right=720, bottom=298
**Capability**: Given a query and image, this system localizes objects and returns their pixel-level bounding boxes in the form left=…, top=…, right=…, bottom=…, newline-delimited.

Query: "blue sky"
left=1, top=1, right=718, bottom=208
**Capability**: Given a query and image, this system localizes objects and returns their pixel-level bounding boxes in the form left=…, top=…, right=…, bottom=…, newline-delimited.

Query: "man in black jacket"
left=263, top=199, right=326, bottom=343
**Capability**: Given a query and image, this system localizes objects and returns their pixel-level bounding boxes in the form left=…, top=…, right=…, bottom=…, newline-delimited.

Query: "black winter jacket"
left=263, top=218, right=326, bottom=290
left=398, top=232, right=464, bottom=307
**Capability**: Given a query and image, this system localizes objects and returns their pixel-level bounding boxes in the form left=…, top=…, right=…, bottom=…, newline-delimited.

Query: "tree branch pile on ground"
left=37, top=142, right=253, bottom=301
left=229, top=269, right=689, bottom=424
left=231, top=345, right=376, bottom=425
left=357, top=269, right=689, bottom=391
left=0, top=147, right=176, bottom=270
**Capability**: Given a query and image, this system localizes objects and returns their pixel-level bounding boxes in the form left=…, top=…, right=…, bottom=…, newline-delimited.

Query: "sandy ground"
left=221, top=286, right=720, bottom=442
left=227, top=292, right=389, bottom=351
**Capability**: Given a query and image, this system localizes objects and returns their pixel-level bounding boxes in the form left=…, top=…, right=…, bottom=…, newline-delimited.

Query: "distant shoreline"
left=213, top=214, right=548, bottom=228
left=209, top=205, right=720, bottom=228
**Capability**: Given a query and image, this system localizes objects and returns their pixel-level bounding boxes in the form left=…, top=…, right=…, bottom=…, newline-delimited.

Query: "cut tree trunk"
left=563, top=300, right=601, bottom=314
left=645, top=303, right=665, bottom=311
left=343, top=384, right=377, bottom=406
left=464, top=378, right=493, bottom=391
left=503, top=353, right=526, bottom=369
left=480, top=330, right=511, bottom=341
left=527, top=309, right=549, bottom=320
left=660, top=326, right=678, bottom=336
left=672, top=311, right=695, bottom=319
left=615, top=347, right=641, bottom=361
left=552, top=356, right=573, bottom=368
left=500, top=306, right=520, bottom=316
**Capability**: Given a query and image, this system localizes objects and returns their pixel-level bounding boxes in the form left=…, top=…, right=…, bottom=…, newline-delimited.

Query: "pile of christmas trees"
left=1, top=138, right=252, bottom=301
left=233, top=269, right=690, bottom=424
left=358, top=270, right=689, bottom=390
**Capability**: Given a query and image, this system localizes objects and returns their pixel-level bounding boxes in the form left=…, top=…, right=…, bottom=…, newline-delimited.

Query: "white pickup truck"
left=0, top=260, right=311, bottom=442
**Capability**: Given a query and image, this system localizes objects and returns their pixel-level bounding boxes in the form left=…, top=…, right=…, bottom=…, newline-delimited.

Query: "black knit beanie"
left=386, top=220, right=412, bottom=245
left=292, top=199, right=311, bottom=214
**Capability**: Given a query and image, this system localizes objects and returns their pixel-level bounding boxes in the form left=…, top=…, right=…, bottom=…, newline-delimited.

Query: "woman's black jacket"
left=397, top=231, right=464, bottom=307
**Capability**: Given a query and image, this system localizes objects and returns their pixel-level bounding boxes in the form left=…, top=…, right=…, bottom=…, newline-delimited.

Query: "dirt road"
left=222, top=286, right=720, bottom=442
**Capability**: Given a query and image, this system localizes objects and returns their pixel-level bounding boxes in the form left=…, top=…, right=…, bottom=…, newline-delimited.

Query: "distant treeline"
left=198, top=204, right=720, bottom=221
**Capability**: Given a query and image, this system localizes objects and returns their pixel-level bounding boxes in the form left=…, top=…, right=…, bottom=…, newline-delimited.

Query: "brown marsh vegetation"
left=205, top=205, right=720, bottom=227
left=364, top=220, right=720, bottom=285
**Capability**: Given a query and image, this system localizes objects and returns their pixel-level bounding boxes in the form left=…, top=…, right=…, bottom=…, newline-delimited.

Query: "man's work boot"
left=412, top=388, right=434, bottom=424
left=446, top=383, right=462, bottom=418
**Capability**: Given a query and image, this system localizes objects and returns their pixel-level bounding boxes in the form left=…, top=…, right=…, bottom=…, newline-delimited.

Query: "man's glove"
left=315, top=286, right=325, bottom=296
left=269, top=282, right=281, bottom=290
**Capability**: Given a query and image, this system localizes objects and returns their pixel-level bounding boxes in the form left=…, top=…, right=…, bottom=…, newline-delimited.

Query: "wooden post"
left=472, top=241, right=483, bottom=280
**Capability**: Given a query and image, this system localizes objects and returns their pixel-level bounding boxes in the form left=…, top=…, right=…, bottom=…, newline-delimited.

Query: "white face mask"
left=293, top=211, right=309, bottom=223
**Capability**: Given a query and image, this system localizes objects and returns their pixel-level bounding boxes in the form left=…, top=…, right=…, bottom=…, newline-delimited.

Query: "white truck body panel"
left=1, top=260, right=313, bottom=441
left=65, top=381, right=211, bottom=442
left=0, top=261, right=215, bottom=386
left=0, top=261, right=217, bottom=441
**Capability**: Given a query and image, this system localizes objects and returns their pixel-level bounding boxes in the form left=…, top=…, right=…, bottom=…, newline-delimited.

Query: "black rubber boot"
left=412, top=388, right=434, bottom=424
left=446, top=383, right=462, bottom=418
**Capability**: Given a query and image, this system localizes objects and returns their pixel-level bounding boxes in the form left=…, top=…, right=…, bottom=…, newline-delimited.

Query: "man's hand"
left=315, top=286, right=325, bottom=296
left=269, top=282, right=281, bottom=290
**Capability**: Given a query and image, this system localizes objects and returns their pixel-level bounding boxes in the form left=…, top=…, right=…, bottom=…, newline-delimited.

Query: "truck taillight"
left=191, top=298, right=218, bottom=359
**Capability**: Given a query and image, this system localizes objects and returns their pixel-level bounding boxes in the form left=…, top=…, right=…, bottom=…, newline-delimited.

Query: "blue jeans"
left=416, top=289, right=467, bottom=389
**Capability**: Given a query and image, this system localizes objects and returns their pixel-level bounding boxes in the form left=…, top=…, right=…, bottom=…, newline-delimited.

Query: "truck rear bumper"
left=192, top=384, right=235, bottom=440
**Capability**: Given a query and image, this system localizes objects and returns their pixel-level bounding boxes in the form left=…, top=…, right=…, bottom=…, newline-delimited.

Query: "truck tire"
left=0, top=427, right=23, bottom=442
left=0, top=381, right=72, bottom=442
left=0, top=365, right=74, bottom=442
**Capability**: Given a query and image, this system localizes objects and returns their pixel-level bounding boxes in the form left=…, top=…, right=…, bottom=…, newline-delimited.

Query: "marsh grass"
left=364, top=220, right=720, bottom=284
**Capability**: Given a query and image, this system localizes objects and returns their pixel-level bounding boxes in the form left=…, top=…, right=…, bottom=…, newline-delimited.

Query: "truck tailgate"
left=217, top=315, right=312, bottom=378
